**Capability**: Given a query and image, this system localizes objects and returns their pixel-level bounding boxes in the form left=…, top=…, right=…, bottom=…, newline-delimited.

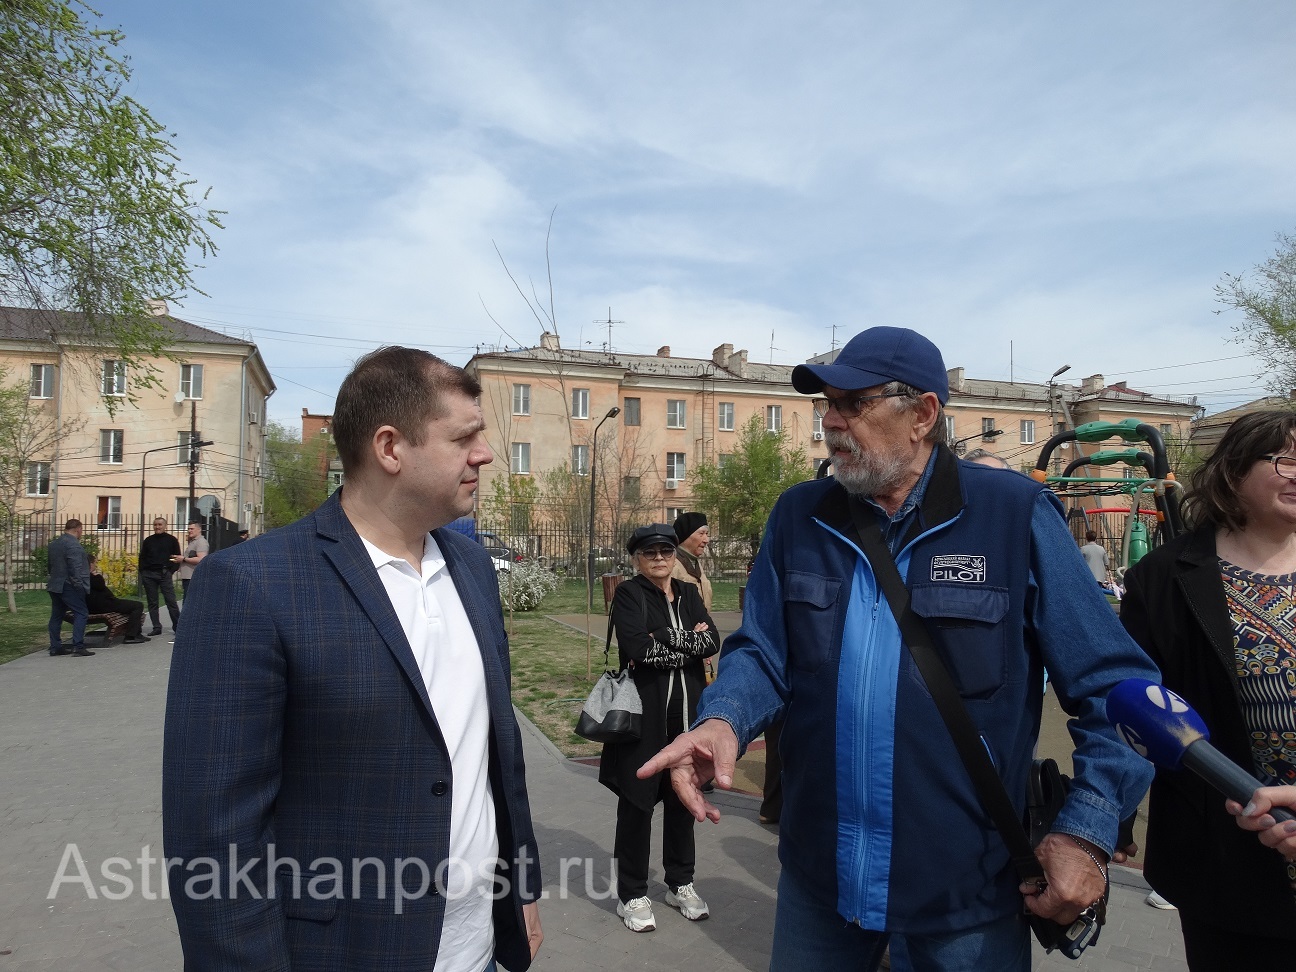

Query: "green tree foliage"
left=482, top=473, right=539, bottom=536
left=0, top=367, right=85, bottom=610
left=1217, top=230, right=1296, bottom=396
left=262, top=422, right=329, bottom=529
left=691, top=414, right=811, bottom=557
left=0, top=0, right=221, bottom=374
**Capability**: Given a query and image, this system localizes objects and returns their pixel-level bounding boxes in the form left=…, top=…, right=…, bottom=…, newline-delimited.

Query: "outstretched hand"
left=636, top=718, right=740, bottom=823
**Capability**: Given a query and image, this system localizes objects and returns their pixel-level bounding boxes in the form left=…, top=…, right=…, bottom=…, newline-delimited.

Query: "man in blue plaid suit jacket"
left=163, top=349, right=543, bottom=971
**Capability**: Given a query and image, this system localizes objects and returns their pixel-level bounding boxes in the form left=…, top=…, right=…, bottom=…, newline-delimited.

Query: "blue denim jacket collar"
left=858, top=447, right=939, bottom=555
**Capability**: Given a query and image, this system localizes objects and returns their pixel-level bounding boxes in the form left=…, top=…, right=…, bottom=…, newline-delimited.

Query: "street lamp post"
left=1047, top=365, right=1071, bottom=473
left=139, top=440, right=213, bottom=547
left=586, top=406, right=620, bottom=611
left=953, top=428, right=1003, bottom=454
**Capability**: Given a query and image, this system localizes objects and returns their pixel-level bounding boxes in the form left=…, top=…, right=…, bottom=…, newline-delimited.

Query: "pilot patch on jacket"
left=930, top=555, right=986, bottom=583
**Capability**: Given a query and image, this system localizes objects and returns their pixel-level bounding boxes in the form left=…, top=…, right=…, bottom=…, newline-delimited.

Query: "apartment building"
left=0, top=305, right=274, bottom=533
left=466, top=332, right=1204, bottom=524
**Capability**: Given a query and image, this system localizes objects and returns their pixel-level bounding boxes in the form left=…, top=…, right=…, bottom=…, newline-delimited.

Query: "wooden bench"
left=64, top=611, right=131, bottom=642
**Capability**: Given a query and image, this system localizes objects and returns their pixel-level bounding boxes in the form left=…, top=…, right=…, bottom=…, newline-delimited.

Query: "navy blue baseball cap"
left=791, top=326, right=949, bottom=405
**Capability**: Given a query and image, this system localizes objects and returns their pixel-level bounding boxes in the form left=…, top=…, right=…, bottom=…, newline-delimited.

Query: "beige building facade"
left=1, top=305, right=275, bottom=536
left=467, top=332, right=1204, bottom=526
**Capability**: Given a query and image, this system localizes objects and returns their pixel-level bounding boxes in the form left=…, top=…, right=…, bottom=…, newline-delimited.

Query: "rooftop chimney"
left=145, top=298, right=169, bottom=317
left=947, top=367, right=965, bottom=393
left=727, top=348, right=748, bottom=377
left=539, top=332, right=560, bottom=351
left=712, top=343, right=733, bottom=367
left=1080, top=374, right=1105, bottom=395
left=657, top=346, right=671, bottom=357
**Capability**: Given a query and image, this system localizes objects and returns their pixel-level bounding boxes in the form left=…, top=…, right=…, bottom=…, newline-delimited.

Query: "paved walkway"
left=0, top=638, right=1187, bottom=970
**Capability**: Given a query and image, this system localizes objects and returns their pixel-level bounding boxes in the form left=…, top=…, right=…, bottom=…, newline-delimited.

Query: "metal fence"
left=1, top=512, right=240, bottom=591
left=476, top=519, right=755, bottom=584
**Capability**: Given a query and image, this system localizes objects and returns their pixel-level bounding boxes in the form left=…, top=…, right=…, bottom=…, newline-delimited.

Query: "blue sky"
left=107, top=0, right=1296, bottom=425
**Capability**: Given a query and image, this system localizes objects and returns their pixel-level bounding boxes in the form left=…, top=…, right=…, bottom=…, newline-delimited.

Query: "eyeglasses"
left=811, top=391, right=908, bottom=420
left=638, top=546, right=676, bottom=560
left=1259, top=455, right=1296, bottom=479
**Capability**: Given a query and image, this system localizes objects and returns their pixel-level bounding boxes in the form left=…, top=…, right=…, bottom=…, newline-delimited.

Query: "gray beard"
left=826, top=431, right=910, bottom=498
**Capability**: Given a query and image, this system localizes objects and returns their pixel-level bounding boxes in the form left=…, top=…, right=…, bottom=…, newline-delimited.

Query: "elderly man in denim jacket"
left=641, top=327, right=1158, bottom=972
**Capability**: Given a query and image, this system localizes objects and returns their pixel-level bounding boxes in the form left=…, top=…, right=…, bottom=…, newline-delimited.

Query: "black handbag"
left=851, top=504, right=1107, bottom=960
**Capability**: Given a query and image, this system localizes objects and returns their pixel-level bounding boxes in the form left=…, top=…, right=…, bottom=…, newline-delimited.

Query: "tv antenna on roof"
left=769, top=330, right=785, bottom=364
left=593, top=307, right=623, bottom=352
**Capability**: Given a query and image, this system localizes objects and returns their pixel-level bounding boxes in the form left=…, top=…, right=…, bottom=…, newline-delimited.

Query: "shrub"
left=498, top=559, right=559, bottom=612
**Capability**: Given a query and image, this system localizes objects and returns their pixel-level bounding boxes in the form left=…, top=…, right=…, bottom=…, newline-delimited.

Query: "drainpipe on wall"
left=238, top=350, right=248, bottom=527
left=52, top=335, right=64, bottom=523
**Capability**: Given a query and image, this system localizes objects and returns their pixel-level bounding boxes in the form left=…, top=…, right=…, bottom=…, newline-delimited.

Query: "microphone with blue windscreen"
left=1106, top=678, right=1294, bottom=824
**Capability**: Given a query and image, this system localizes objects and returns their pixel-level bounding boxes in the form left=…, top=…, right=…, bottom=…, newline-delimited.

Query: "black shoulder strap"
left=849, top=502, right=1044, bottom=884
left=605, top=581, right=650, bottom=672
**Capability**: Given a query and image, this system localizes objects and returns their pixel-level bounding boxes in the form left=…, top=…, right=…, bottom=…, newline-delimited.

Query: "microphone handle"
left=1182, top=740, right=1295, bottom=824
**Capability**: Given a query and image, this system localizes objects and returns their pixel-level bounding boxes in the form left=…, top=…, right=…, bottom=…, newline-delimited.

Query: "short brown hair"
left=1183, top=409, right=1296, bottom=531
left=64, top=518, right=81, bottom=531
left=331, top=347, right=481, bottom=474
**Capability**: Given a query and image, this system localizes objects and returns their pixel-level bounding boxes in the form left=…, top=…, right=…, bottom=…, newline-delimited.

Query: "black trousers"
left=140, top=570, right=180, bottom=631
left=93, top=597, right=145, bottom=637
left=615, top=699, right=694, bottom=903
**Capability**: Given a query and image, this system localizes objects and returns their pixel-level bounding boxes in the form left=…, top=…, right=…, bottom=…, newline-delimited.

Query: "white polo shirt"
left=361, top=534, right=497, bottom=972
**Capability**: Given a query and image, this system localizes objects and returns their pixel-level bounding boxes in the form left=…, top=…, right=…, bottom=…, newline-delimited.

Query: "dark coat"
left=598, top=573, right=718, bottom=811
left=1121, top=525, right=1296, bottom=936
left=163, top=491, right=542, bottom=971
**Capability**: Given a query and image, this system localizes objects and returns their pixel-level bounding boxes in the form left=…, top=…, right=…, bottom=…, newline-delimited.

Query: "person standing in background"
left=1079, top=531, right=1111, bottom=586
left=671, top=512, right=713, bottom=611
left=171, top=522, right=208, bottom=598
left=139, top=517, right=182, bottom=635
left=46, top=519, right=93, bottom=657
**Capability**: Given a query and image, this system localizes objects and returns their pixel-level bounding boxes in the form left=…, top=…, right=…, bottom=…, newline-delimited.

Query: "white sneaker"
left=665, top=882, right=709, bottom=921
left=1145, top=890, right=1177, bottom=910
left=616, top=896, right=656, bottom=932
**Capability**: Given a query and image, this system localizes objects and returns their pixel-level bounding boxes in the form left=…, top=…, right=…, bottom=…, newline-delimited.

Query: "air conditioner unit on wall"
left=665, top=478, right=679, bottom=490
left=812, top=431, right=824, bottom=441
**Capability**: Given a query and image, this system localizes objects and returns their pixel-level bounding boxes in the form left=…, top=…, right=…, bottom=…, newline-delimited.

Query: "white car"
left=479, top=532, right=514, bottom=572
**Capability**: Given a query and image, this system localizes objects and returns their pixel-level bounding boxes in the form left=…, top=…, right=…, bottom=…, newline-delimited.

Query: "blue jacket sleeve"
left=1027, top=492, right=1160, bottom=854
left=692, top=502, right=792, bottom=751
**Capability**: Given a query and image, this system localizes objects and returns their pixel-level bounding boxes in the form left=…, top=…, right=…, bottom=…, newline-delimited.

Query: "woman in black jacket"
left=599, top=523, right=719, bottom=933
left=1120, top=410, right=1296, bottom=968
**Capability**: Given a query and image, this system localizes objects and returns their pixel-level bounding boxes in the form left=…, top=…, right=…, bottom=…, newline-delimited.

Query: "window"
left=666, top=452, right=686, bottom=480
left=665, top=507, right=684, bottom=523
left=101, top=360, right=126, bottom=397
left=571, top=388, right=589, bottom=419
left=175, top=497, right=193, bottom=528
left=623, top=397, right=641, bottom=426
left=25, top=462, right=51, bottom=497
left=572, top=444, right=589, bottom=476
left=177, top=431, right=201, bottom=466
left=510, top=442, right=531, bottom=475
left=718, top=402, right=735, bottom=432
left=512, top=383, right=531, bottom=416
left=766, top=405, right=782, bottom=432
left=1159, top=423, right=1172, bottom=438
left=718, top=453, right=731, bottom=470
left=667, top=400, right=686, bottom=429
left=97, top=496, right=122, bottom=530
left=99, top=429, right=123, bottom=464
left=622, top=476, right=641, bottom=502
left=813, top=409, right=824, bottom=438
left=29, top=364, right=54, bottom=399
left=945, top=416, right=956, bottom=441
left=1020, top=420, right=1035, bottom=445
left=180, top=363, right=204, bottom=400
left=981, top=417, right=996, bottom=438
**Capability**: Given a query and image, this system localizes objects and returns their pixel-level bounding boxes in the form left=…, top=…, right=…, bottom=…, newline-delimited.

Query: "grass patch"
left=0, top=590, right=54, bottom=665
left=506, top=579, right=604, bottom=760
